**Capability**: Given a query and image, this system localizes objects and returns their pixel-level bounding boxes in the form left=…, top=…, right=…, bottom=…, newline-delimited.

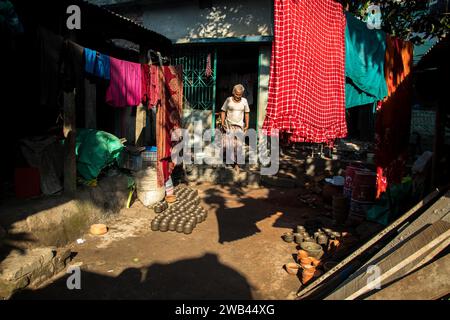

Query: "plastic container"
left=142, top=146, right=157, bottom=163
left=134, top=167, right=165, bottom=207
left=120, top=152, right=143, bottom=171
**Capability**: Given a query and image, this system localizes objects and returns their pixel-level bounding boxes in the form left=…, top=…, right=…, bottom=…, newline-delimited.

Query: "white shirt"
left=221, top=97, right=250, bottom=128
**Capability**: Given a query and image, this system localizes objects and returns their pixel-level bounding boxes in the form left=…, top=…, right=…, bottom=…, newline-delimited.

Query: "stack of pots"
left=150, top=186, right=207, bottom=235
left=332, top=195, right=349, bottom=225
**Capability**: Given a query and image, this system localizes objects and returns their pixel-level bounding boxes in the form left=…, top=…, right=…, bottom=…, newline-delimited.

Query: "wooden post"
left=64, top=90, right=77, bottom=194
left=135, top=44, right=148, bottom=147
left=84, top=78, right=96, bottom=129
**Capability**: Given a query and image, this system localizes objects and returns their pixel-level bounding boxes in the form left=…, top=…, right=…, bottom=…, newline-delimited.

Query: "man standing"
left=221, top=84, right=250, bottom=172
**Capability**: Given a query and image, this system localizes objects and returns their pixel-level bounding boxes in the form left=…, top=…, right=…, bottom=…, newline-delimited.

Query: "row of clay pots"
left=154, top=201, right=169, bottom=214
left=151, top=205, right=207, bottom=234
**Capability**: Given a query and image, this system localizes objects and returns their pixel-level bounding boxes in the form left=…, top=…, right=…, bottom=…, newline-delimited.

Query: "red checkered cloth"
left=263, top=0, right=347, bottom=145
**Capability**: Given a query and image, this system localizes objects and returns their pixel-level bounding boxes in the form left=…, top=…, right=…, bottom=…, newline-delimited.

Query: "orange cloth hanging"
left=375, top=35, right=413, bottom=198
left=156, top=65, right=184, bottom=188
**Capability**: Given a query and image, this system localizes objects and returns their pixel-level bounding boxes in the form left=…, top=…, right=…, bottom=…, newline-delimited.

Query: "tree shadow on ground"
left=12, top=253, right=254, bottom=300
left=200, top=184, right=324, bottom=244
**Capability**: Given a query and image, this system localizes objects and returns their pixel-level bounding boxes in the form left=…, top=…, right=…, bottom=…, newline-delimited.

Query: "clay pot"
left=298, top=250, right=309, bottom=260
left=166, top=195, right=177, bottom=203
left=300, top=241, right=324, bottom=259
left=314, top=231, right=321, bottom=241
left=282, top=232, right=294, bottom=243
left=183, top=224, right=193, bottom=234
left=159, top=222, right=169, bottom=232
left=332, top=231, right=342, bottom=238
left=302, top=266, right=316, bottom=284
left=169, top=219, right=178, bottom=230
left=317, top=234, right=328, bottom=246
left=176, top=224, right=184, bottom=233
left=296, top=225, right=306, bottom=234
left=300, top=231, right=309, bottom=239
left=300, top=257, right=313, bottom=266
left=310, top=257, right=321, bottom=267
left=294, top=233, right=303, bottom=244
left=150, top=220, right=159, bottom=231
left=285, top=263, right=300, bottom=275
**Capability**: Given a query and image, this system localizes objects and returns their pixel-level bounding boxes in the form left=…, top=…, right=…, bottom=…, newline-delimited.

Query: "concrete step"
left=0, top=247, right=72, bottom=299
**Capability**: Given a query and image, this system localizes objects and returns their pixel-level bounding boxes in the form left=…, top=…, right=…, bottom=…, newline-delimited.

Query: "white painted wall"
left=141, top=0, right=273, bottom=43
left=257, top=45, right=271, bottom=131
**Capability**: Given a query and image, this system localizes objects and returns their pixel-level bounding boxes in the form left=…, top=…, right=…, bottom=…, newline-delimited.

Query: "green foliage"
left=341, top=0, right=449, bottom=44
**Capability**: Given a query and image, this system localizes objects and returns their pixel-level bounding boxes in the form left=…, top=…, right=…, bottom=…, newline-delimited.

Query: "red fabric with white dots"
left=263, top=0, right=347, bottom=144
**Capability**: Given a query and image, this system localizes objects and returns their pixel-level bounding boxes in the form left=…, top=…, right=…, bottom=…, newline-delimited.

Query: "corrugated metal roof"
left=82, top=0, right=170, bottom=41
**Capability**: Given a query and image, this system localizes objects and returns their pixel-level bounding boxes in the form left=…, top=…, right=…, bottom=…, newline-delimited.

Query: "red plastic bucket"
left=343, top=164, right=367, bottom=198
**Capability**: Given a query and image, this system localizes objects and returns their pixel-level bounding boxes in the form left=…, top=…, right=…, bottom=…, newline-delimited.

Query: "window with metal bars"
left=172, top=46, right=217, bottom=112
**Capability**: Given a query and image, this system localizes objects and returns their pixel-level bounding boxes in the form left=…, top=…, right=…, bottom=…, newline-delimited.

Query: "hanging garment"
left=150, top=65, right=161, bottom=107
left=141, top=64, right=151, bottom=106
left=38, top=27, right=64, bottom=107
left=156, top=65, right=183, bottom=187
left=84, top=48, right=111, bottom=80
left=141, top=64, right=160, bottom=108
left=345, top=12, right=388, bottom=109
left=263, top=0, right=347, bottom=144
left=375, top=36, right=413, bottom=198
left=106, top=57, right=142, bottom=107
left=384, top=35, right=413, bottom=97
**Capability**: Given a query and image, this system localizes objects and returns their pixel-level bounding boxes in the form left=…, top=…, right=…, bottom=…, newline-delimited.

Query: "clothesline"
left=80, top=44, right=166, bottom=108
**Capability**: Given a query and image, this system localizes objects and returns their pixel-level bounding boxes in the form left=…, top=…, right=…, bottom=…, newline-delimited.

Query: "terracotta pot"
left=310, top=257, right=321, bottom=267
left=166, top=195, right=177, bottom=203
left=300, top=257, right=313, bottom=266
left=176, top=224, right=184, bottom=233
left=298, top=250, right=309, bottom=260
left=285, top=263, right=300, bottom=275
left=302, top=268, right=316, bottom=284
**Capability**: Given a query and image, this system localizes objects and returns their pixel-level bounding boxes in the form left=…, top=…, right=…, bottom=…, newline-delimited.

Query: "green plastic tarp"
left=75, top=129, right=124, bottom=180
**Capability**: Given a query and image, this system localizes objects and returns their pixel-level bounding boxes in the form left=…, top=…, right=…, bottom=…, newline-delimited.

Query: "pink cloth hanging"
left=106, top=57, right=142, bottom=107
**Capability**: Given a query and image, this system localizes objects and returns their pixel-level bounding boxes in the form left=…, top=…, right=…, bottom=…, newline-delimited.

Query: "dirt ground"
left=13, top=182, right=335, bottom=300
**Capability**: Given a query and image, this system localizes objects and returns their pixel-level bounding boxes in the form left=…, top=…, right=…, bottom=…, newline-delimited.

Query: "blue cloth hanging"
left=84, top=48, right=110, bottom=80
left=345, top=12, right=388, bottom=109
